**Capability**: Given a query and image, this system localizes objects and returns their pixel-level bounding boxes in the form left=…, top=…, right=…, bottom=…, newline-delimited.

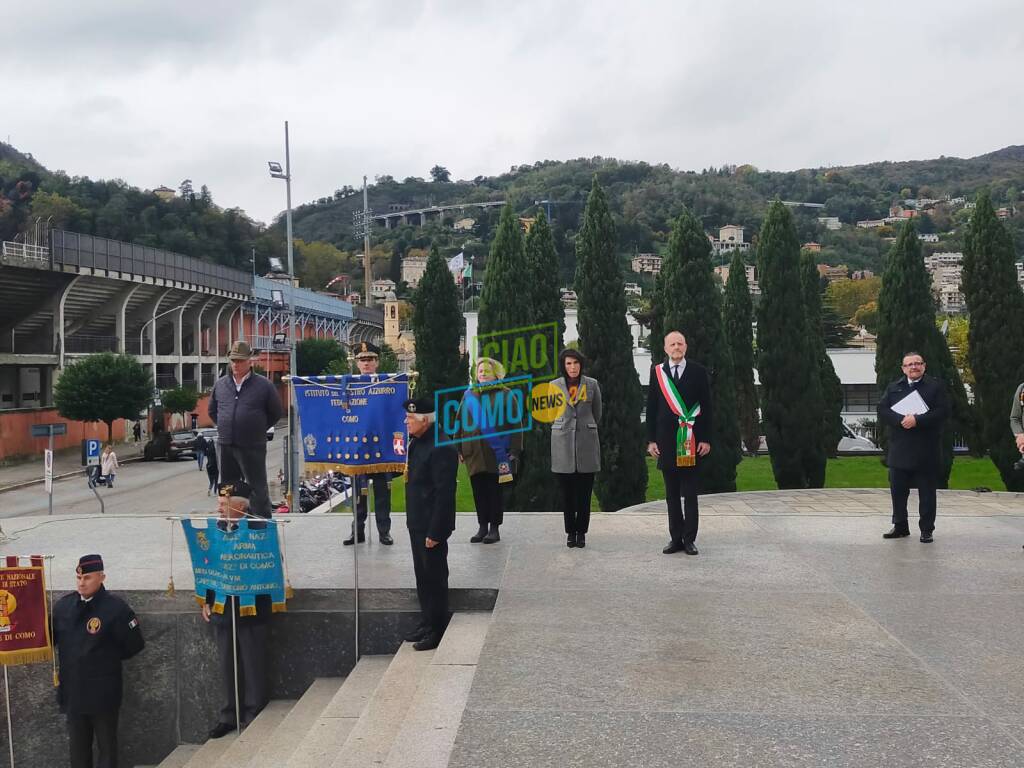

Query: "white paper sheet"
left=891, top=389, right=929, bottom=416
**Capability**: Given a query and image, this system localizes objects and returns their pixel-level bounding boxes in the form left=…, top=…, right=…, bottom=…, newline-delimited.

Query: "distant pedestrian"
left=205, top=446, right=220, bottom=496
left=101, top=445, right=119, bottom=489
left=194, top=432, right=207, bottom=471
left=132, top=422, right=141, bottom=444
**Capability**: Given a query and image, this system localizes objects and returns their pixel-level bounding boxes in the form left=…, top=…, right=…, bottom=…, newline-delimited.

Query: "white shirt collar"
left=233, top=370, right=252, bottom=391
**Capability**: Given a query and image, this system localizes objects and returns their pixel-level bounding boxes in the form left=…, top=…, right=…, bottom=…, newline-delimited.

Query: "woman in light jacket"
left=101, top=444, right=120, bottom=488
left=458, top=357, right=524, bottom=544
left=550, top=349, right=602, bottom=548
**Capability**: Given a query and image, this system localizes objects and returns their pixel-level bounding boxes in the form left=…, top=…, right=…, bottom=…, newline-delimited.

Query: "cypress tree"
left=723, top=250, right=760, bottom=455
left=660, top=209, right=741, bottom=492
left=575, top=177, right=648, bottom=510
left=800, top=251, right=844, bottom=459
left=510, top=209, right=564, bottom=511
left=961, top=193, right=1024, bottom=490
left=478, top=202, right=531, bottom=335
left=648, top=268, right=665, bottom=353
left=411, top=245, right=463, bottom=401
left=756, top=201, right=826, bottom=488
left=875, top=220, right=971, bottom=487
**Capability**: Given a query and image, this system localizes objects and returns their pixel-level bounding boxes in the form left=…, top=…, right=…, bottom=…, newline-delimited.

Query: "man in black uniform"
left=204, top=481, right=273, bottom=738
left=53, top=554, right=145, bottom=768
left=344, top=341, right=395, bottom=545
left=402, top=397, right=458, bottom=651
left=877, top=351, right=950, bottom=543
left=646, top=331, right=713, bottom=556
left=208, top=340, right=284, bottom=519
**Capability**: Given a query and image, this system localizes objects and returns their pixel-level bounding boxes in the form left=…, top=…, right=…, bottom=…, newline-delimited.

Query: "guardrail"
left=2, top=241, right=49, bottom=261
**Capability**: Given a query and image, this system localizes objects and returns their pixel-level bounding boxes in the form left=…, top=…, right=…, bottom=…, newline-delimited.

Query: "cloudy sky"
left=7, top=1, right=1022, bottom=223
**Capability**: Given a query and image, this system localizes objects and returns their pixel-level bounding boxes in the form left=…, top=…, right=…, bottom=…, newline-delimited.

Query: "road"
left=0, top=443, right=286, bottom=519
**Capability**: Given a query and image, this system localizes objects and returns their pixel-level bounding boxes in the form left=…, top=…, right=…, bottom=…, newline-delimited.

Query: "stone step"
left=154, top=744, right=201, bottom=768
left=245, top=678, right=344, bottom=768
left=179, top=731, right=237, bottom=768
left=284, top=655, right=392, bottom=768
left=328, top=643, right=435, bottom=768
left=383, top=612, right=492, bottom=768
left=210, top=700, right=295, bottom=768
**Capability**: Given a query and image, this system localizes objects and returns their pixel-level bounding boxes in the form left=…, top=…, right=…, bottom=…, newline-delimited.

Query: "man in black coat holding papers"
left=877, top=351, right=950, bottom=543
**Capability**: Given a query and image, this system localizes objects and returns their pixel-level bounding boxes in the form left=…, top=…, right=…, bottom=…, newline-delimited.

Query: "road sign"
left=44, top=449, right=53, bottom=492
left=31, top=423, right=67, bottom=438
left=82, top=439, right=102, bottom=467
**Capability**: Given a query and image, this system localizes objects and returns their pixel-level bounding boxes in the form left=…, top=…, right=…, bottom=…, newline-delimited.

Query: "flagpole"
left=4, top=663, right=14, bottom=768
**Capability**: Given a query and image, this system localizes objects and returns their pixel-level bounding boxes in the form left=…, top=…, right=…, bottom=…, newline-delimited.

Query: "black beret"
left=402, top=397, right=435, bottom=415
left=76, top=554, right=104, bottom=574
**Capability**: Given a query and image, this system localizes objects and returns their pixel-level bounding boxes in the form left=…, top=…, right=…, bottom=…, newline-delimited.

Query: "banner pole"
left=231, top=597, right=241, bottom=735
left=4, top=664, right=14, bottom=768
left=351, top=484, right=360, bottom=662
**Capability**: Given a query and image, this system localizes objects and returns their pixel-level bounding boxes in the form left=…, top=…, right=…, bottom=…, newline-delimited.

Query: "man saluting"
left=646, top=331, right=713, bottom=556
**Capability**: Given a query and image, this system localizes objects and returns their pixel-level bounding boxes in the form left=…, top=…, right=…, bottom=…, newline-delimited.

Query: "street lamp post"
left=269, top=121, right=299, bottom=506
left=138, top=304, right=186, bottom=437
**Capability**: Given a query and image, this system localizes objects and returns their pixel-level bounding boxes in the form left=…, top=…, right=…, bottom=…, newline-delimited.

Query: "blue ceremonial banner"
left=292, top=373, right=411, bottom=476
left=180, top=518, right=287, bottom=616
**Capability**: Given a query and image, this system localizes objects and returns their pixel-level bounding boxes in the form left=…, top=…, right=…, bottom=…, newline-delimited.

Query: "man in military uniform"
left=402, top=397, right=458, bottom=651
left=344, top=341, right=395, bottom=545
left=53, top=554, right=145, bottom=768
left=204, top=481, right=273, bottom=738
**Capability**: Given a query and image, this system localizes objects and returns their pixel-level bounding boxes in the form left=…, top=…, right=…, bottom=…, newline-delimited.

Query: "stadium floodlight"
left=268, top=161, right=287, bottom=179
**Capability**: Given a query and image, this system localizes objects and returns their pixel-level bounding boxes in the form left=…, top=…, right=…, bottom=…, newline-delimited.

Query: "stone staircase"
left=141, top=611, right=491, bottom=768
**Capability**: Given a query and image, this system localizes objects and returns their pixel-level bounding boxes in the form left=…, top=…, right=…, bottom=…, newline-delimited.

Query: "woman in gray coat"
left=550, top=348, right=602, bottom=548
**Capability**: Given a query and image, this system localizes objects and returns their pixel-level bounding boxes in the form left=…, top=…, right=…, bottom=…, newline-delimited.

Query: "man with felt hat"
left=53, top=554, right=145, bottom=768
left=203, top=481, right=274, bottom=738
left=344, top=340, right=396, bottom=545
left=208, top=340, right=283, bottom=519
left=401, top=396, right=458, bottom=650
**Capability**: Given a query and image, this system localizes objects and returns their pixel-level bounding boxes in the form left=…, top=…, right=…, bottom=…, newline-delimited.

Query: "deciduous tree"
left=54, top=353, right=152, bottom=442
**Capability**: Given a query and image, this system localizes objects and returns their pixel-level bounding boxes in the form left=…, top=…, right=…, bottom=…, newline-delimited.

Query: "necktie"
left=672, top=365, right=680, bottom=380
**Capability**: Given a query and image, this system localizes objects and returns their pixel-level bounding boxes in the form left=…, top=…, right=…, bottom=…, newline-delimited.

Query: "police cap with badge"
left=218, top=480, right=253, bottom=499
left=354, top=341, right=380, bottom=361
left=402, top=397, right=435, bottom=415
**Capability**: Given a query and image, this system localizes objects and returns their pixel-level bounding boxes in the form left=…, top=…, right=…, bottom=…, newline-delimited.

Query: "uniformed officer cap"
left=354, top=341, right=380, bottom=360
left=402, top=397, right=435, bottom=415
left=218, top=480, right=253, bottom=499
left=76, top=554, right=104, bottom=574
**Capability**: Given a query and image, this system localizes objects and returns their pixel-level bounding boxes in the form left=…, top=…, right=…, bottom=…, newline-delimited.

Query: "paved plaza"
left=3, top=488, right=1024, bottom=766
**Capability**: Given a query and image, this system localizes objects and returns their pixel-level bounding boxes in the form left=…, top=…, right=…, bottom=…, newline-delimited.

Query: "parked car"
left=190, top=426, right=273, bottom=442
left=143, top=430, right=198, bottom=461
left=758, top=422, right=878, bottom=454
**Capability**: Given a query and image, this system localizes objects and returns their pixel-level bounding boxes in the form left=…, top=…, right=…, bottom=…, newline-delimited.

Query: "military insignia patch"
left=304, top=433, right=317, bottom=456
left=86, top=617, right=102, bottom=634
left=393, top=432, right=405, bottom=456
left=197, top=531, right=210, bottom=552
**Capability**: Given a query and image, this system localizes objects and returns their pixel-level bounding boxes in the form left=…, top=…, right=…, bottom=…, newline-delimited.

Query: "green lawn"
left=371, top=455, right=1003, bottom=513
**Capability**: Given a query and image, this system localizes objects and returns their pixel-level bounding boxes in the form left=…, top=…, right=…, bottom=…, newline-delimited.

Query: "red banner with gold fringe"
left=0, top=556, right=53, bottom=665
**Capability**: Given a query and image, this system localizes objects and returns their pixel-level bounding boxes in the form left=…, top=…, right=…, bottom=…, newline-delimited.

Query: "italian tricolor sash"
left=654, top=365, right=701, bottom=467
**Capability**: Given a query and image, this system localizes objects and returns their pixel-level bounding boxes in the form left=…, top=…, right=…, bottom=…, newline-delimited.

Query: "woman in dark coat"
left=550, top=348, right=602, bottom=548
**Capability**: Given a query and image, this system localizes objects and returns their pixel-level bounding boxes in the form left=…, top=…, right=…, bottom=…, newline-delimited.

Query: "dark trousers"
left=662, top=466, right=699, bottom=544
left=196, top=447, right=206, bottom=470
left=211, top=609, right=269, bottom=727
left=217, top=443, right=271, bottom=518
left=889, top=466, right=937, bottom=533
left=353, top=473, right=392, bottom=534
left=556, top=472, right=595, bottom=534
left=408, top=530, right=449, bottom=634
left=470, top=472, right=503, bottom=528
left=67, top=710, right=119, bottom=768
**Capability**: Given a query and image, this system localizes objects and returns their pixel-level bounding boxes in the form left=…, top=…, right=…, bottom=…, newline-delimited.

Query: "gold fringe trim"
left=239, top=605, right=257, bottom=617
left=0, top=647, right=54, bottom=666
left=193, top=595, right=206, bottom=608
left=285, top=581, right=294, bottom=599
left=212, top=600, right=226, bottom=615
left=166, top=577, right=176, bottom=597
left=54, top=671, right=60, bottom=687
left=305, top=461, right=406, bottom=477
left=272, top=602, right=288, bottom=613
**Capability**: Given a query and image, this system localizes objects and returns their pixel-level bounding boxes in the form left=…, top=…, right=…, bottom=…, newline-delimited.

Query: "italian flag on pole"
left=654, top=365, right=701, bottom=467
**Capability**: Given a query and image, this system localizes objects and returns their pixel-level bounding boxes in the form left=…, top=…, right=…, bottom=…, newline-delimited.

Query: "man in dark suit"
left=646, top=330, right=713, bottom=556
left=877, top=351, right=950, bottom=543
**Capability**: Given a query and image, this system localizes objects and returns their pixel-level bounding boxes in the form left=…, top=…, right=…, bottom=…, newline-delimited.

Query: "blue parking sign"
left=82, top=439, right=102, bottom=467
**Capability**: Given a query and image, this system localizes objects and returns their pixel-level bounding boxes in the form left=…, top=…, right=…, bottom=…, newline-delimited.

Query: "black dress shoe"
left=413, top=633, right=441, bottom=651
left=379, top=533, right=394, bottom=545
left=404, top=624, right=430, bottom=642
left=482, top=524, right=500, bottom=543
left=682, top=542, right=699, bottom=556
left=567, top=534, right=576, bottom=548
left=663, top=541, right=684, bottom=554
left=343, top=531, right=366, bottom=545
left=208, top=722, right=235, bottom=739
left=577, top=533, right=586, bottom=548
left=920, top=532, right=933, bottom=543
left=470, top=526, right=487, bottom=543
left=882, top=527, right=911, bottom=539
